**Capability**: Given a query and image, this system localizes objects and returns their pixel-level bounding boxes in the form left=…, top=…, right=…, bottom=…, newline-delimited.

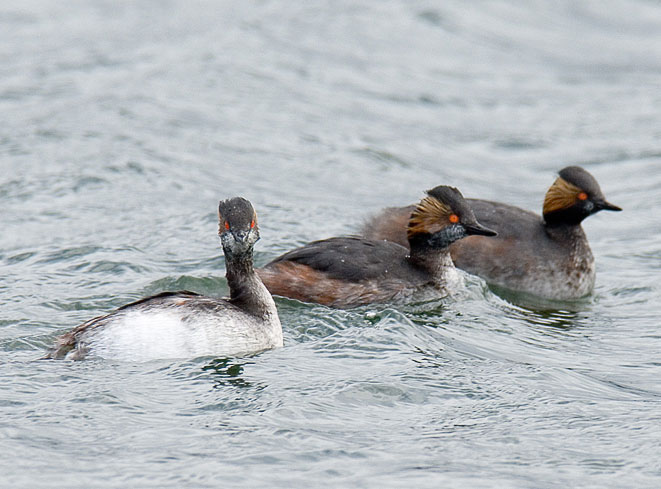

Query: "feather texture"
left=407, top=196, right=452, bottom=239
left=542, top=177, right=582, bottom=215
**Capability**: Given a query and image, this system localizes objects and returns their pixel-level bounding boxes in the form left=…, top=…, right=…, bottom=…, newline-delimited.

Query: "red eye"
left=578, top=192, right=588, bottom=201
left=224, top=221, right=230, bottom=230
left=449, top=214, right=459, bottom=223
left=250, top=219, right=255, bottom=229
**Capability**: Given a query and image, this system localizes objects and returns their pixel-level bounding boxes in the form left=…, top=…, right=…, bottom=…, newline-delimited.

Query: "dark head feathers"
left=426, top=186, right=474, bottom=218
left=408, top=185, right=496, bottom=240
left=218, top=197, right=257, bottom=232
left=543, top=166, right=621, bottom=223
left=558, top=166, right=604, bottom=198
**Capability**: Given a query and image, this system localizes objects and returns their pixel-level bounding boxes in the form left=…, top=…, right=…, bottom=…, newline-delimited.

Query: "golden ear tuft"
left=543, top=177, right=583, bottom=215
left=407, top=196, right=452, bottom=239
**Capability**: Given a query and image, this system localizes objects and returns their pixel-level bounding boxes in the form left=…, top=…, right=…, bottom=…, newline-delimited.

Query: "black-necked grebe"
left=257, top=186, right=496, bottom=308
left=45, top=197, right=282, bottom=361
left=361, top=166, right=622, bottom=300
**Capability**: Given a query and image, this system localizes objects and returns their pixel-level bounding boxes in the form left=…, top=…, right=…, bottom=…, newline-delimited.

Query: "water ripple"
left=1, top=1, right=661, bottom=488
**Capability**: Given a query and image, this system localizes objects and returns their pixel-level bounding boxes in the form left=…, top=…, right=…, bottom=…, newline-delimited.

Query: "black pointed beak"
left=595, top=200, right=622, bottom=212
left=234, top=231, right=249, bottom=242
left=464, top=222, right=497, bottom=237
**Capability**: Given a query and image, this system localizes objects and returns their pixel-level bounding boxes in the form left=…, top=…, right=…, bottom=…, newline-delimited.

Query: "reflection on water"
left=489, top=284, right=593, bottom=315
left=503, top=302, right=586, bottom=331
left=201, top=357, right=254, bottom=389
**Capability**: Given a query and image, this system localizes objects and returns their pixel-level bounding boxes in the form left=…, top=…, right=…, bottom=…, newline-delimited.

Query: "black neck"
left=543, top=207, right=590, bottom=227
left=543, top=221, right=587, bottom=241
left=224, top=249, right=271, bottom=318
left=407, top=233, right=454, bottom=271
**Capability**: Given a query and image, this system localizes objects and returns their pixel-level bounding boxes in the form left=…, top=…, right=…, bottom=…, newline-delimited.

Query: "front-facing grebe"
left=361, top=166, right=622, bottom=300
left=45, top=197, right=282, bottom=361
left=257, top=186, right=496, bottom=308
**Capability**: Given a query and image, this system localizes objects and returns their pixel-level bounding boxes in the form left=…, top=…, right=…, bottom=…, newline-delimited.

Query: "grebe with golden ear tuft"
left=258, top=186, right=496, bottom=308
left=361, top=166, right=621, bottom=300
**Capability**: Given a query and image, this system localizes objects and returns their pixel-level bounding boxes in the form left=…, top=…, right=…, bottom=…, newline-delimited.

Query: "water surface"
left=2, top=1, right=661, bottom=487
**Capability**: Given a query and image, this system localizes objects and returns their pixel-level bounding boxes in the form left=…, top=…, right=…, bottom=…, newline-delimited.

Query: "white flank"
left=82, top=308, right=281, bottom=362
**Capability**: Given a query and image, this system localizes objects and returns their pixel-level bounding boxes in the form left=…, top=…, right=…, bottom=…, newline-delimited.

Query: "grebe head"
left=543, top=166, right=622, bottom=226
left=407, top=185, right=496, bottom=249
left=218, top=197, right=259, bottom=256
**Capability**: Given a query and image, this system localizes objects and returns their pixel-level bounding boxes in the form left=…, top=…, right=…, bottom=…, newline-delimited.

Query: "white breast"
left=78, top=307, right=282, bottom=362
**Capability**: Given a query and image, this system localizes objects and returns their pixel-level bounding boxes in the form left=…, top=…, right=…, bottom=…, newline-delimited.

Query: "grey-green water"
left=2, top=1, right=661, bottom=487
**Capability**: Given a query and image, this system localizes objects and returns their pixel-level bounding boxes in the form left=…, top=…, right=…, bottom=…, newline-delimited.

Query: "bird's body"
left=49, top=291, right=281, bottom=361
left=259, top=186, right=495, bottom=308
left=258, top=236, right=462, bottom=308
left=46, top=197, right=282, bottom=361
left=361, top=167, right=621, bottom=300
